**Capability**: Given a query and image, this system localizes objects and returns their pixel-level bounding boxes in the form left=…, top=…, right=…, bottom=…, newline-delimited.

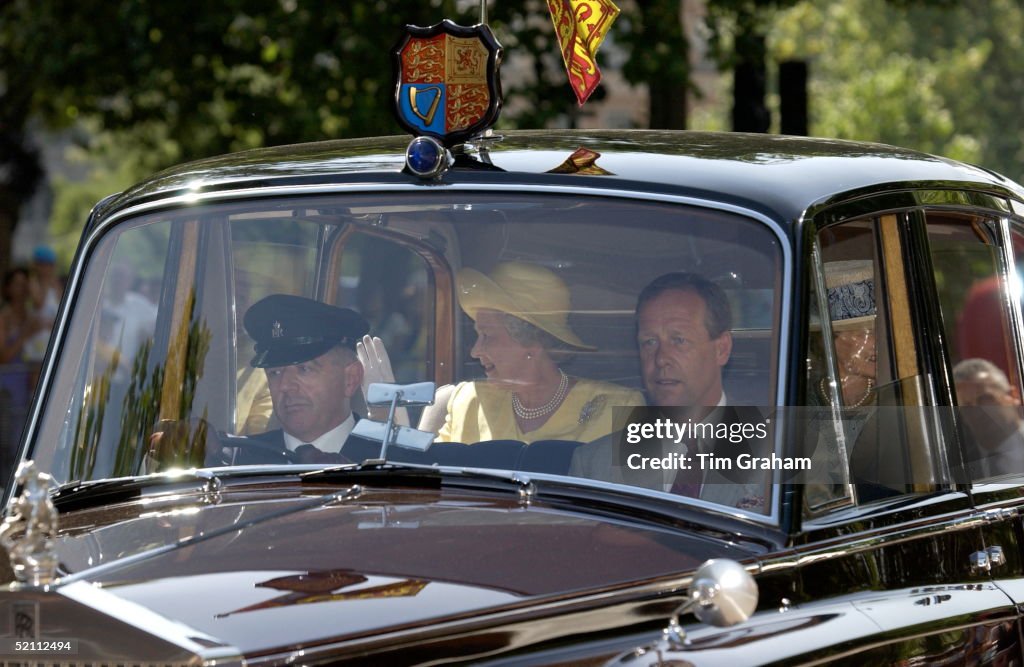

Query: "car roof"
left=96, top=130, right=1023, bottom=229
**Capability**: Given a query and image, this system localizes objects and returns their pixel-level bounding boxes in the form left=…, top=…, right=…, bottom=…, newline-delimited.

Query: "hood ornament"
left=0, top=461, right=59, bottom=587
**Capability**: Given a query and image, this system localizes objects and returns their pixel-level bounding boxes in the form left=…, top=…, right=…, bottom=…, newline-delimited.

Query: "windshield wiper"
left=51, top=472, right=215, bottom=512
left=49, top=467, right=300, bottom=512
left=300, top=460, right=442, bottom=487
left=51, top=478, right=143, bottom=511
left=301, top=459, right=548, bottom=500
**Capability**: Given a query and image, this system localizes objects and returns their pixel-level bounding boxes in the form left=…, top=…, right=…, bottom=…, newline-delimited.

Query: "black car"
left=3, top=35, right=1024, bottom=663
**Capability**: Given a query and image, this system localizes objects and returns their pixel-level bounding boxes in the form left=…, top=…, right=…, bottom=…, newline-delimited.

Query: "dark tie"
left=670, top=437, right=702, bottom=497
left=294, top=443, right=350, bottom=465
left=670, top=467, right=702, bottom=497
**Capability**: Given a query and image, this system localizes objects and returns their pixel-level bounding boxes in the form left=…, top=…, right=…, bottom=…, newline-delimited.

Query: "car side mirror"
left=662, top=558, right=758, bottom=650
left=606, top=559, right=758, bottom=665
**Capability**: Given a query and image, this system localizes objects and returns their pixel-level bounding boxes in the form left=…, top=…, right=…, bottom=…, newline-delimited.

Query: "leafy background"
left=2, top=0, right=1022, bottom=271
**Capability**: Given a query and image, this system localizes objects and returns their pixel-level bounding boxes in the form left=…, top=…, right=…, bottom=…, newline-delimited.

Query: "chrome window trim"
left=804, top=184, right=1013, bottom=226
left=29, top=182, right=792, bottom=526
left=782, top=496, right=978, bottom=569
left=998, top=215, right=1024, bottom=393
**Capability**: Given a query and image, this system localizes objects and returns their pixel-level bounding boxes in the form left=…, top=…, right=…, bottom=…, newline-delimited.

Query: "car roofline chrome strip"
left=768, top=497, right=981, bottom=571
left=29, top=182, right=791, bottom=527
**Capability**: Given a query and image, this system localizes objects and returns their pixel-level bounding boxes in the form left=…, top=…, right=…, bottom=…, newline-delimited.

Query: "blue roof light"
left=406, top=137, right=450, bottom=179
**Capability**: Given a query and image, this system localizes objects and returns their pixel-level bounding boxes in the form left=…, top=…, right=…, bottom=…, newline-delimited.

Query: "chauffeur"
left=243, top=294, right=379, bottom=463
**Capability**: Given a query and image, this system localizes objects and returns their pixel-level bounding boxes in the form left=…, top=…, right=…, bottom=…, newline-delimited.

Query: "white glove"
left=356, top=335, right=409, bottom=426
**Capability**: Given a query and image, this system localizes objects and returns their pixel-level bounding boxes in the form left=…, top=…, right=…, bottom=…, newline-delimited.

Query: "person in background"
left=0, top=268, right=44, bottom=365
left=0, top=267, right=45, bottom=452
left=29, top=246, right=61, bottom=318
left=25, top=245, right=62, bottom=366
left=953, top=357, right=1024, bottom=480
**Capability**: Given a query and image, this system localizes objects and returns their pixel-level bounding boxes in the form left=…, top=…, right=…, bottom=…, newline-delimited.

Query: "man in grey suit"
left=569, top=273, right=767, bottom=510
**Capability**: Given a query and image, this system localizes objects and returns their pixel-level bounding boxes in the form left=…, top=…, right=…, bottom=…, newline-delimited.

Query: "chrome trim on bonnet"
left=59, top=580, right=242, bottom=662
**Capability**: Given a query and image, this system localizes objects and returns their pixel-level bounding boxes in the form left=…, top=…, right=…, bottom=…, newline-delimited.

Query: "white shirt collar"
left=282, top=414, right=355, bottom=454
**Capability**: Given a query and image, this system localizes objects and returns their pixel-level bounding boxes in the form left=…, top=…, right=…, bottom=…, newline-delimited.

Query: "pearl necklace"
left=819, top=376, right=874, bottom=408
left=513, top=369, right=569, bottom=420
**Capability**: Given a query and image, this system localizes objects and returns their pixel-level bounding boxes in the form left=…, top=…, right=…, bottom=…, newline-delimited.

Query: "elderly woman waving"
left=437, top=262, right=643, bottom=444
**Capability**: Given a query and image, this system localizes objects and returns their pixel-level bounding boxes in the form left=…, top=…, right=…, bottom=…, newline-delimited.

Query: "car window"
left=32, top=192, right=784, bottom=515
left=930, top=213, right=1024, bottom=483
left=804, top=213, right=939, bottom=513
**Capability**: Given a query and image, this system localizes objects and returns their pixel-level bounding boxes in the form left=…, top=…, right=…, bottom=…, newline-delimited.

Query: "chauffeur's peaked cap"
left=244, top=294, right=369, bottom=368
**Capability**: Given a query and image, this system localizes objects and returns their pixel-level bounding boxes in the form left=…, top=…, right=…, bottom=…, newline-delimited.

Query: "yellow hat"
left=457, top=262, right=596, bottom=350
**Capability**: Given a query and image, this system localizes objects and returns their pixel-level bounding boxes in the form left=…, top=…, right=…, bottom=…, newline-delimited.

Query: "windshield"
left=33, top=192, right=784, bottom=513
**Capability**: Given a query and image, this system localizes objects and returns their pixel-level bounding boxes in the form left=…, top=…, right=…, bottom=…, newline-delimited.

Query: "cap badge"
left=272, top=321, right=284, bottom=338
left=393, top=19, right=503, bottom=147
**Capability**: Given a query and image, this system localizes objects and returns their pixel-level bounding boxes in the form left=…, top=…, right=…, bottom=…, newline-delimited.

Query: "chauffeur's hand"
left=357, top=335, right=409, bottom=425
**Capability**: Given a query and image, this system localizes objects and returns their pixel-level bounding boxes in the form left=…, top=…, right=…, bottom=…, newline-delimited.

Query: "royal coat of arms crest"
left=393, top=20, right=503, bottom=147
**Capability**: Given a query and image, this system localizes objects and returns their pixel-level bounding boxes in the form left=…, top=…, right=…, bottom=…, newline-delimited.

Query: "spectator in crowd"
left=25, top=245, right=63, bottom=365
left=0, top=268, right=44, bottom=365
left=953, top=357, right=1024, bottom=480
left=0, top=269, right=44, bottom=463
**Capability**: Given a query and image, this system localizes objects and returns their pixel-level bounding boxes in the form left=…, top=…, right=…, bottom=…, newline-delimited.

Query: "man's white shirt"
left=282, top=414, right=355, bottom=454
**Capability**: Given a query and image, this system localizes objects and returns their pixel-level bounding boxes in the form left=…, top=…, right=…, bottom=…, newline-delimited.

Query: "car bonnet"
left=48, top=482, right=762, bottom=655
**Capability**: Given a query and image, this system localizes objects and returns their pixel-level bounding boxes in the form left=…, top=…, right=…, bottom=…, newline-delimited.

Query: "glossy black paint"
left=89, top=131, right=1024, bottom=235
left=46, top=478, right=761, bottom=659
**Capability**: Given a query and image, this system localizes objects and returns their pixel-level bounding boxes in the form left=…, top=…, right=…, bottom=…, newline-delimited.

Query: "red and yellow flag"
left=547, top=0, right=620, bottom=106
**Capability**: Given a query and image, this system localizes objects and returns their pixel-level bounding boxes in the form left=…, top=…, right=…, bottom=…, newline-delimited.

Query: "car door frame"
left=782, top=187, right=1024, bottom=662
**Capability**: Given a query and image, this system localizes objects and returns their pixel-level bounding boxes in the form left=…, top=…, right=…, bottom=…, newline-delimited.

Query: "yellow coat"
left=436, top=378, right=644, bottom=444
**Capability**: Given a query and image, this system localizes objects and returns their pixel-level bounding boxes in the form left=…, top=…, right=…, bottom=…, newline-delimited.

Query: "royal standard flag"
left=547, top=0, right=620, bottom=106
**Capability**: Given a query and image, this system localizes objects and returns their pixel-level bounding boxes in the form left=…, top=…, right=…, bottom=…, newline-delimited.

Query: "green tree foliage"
left=618, top=0, right=692, bottom=129
left=1, top=0, right=634, bottom=260
left=11, top=1, right=481, bottom=160
left=771, top=0, right=1024, bottom=179
left=0, top=0, right=47, bottom=270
